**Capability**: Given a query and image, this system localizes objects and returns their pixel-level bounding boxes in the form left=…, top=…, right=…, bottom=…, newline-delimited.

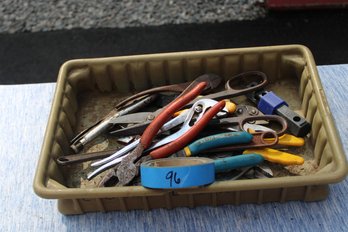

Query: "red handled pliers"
left=149, top=101, right=225, bottom=159
left=115, top=82, right=210, bottom=185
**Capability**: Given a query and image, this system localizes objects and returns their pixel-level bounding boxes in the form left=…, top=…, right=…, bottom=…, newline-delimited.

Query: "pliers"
left=87, top=97, right=227, bottom=180
left=114, top=82, right=226, bottom=186
left=148, top=100, right=226, bottom=159
left=108, top=99, right=236, bottom=137
left=88, top=82, right=224, bottom=184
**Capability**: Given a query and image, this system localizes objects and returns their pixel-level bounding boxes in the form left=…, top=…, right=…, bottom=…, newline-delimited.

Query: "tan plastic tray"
left=33, top=45, right=348, bottom=215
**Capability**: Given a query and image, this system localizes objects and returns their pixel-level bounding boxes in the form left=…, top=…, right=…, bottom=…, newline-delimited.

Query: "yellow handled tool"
left=243, top=148, right=304, bottom=165
left=264, top=134, right=305, bottom=146
left=246, top=127, right=305, bottom=147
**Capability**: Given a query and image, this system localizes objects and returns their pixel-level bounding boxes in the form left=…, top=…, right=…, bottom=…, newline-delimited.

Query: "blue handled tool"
left=174, top=131, right=253, bottom=157
left=214, top=154, right=264, bottom=173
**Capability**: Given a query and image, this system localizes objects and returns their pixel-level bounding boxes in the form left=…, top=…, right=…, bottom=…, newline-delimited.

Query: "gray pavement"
left=1, top=3, right=348, bottom=84
left=0, top=0, right=265, bottom=33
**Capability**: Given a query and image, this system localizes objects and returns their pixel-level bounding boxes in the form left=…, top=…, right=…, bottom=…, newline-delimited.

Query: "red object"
left=266, top=0, right=348, bottom=9
left=141, top=82, right=207, bottom=148
left=150, top=101, right=226, bottom=159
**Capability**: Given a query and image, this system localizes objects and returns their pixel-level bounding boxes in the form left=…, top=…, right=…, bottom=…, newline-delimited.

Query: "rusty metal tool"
left=240, top=120, right=305, bottom=165
left=207, top=114, right=287, bottom=135
left=56, top=149, right=118, bottom=165
left=115, top=73, right=222, bottom=109
left=185, top=71, right=268, bottom=108
left=243, top=123, right=305, bottom=147
left=233, top=104, right=264, bottom=117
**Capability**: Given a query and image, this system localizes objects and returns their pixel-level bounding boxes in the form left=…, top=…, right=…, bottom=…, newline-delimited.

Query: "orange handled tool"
left=150, top=100, right=226, bottom=159
left=115, top=82, right=208, bottom=186
left=141, top=82, right=208, bottom=148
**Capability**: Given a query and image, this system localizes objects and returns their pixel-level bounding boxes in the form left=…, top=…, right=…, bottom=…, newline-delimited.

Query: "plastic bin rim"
left=33, top=44, right=348, bottom=200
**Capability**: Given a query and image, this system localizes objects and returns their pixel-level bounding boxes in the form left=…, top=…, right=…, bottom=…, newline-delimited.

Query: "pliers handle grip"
left=141, top=82, right=207, bottom=148
left=150, top=100, right=226, bottom=159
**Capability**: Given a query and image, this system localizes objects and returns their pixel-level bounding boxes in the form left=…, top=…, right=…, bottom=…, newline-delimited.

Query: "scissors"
left=184, top=71, right=268, bottom=108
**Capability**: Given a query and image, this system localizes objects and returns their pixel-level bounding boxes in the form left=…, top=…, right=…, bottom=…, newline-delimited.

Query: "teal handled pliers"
left=173, top=131, right=264, bottom=172
left=174, top=131, right=253, bottom=157
left=214, top=154, right=264, bottom=173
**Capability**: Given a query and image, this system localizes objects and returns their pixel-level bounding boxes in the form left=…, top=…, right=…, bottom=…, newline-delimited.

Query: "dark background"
left=1, top=9, right=347, bottom=84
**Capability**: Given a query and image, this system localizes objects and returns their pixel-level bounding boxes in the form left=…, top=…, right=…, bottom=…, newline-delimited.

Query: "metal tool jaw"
left=234, top=104, right=263, bottom=117
left=69, top=94, right=158, bottom=153
left=216, top=164, right=273, bottom=181
left=146, top=98, right=228, bottom=152
left=243, top=165, right=274, bottom=179
left=108, top=99, right=234, bottom=137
